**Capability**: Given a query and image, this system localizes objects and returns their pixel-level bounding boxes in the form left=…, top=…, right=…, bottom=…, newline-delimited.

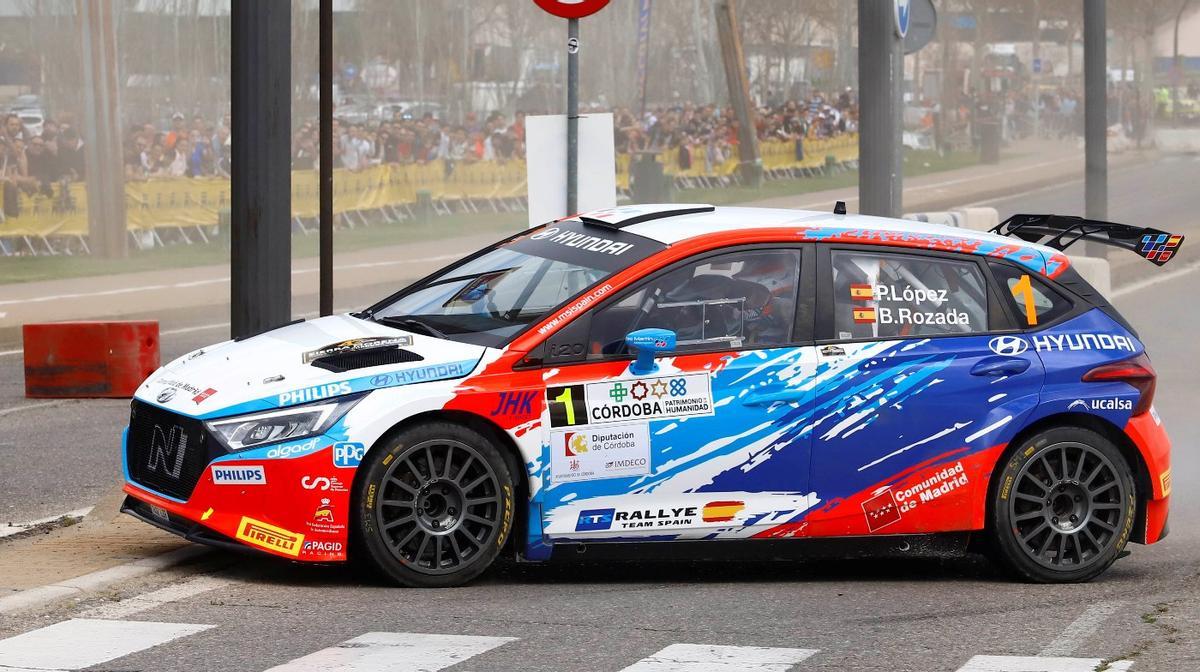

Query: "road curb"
left=0, top=545, right=209, bottom=615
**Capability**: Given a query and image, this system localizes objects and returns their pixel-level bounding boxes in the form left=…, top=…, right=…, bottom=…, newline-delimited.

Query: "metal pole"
left=76, top=0, right=126, bottom=259
left=715, top=0, right=762, bottom=187
left=567, top=17, right=579, bottom=215
left=1083, top=0, right=1107, bottom=225
left=319, top=0, right=334, bottom=317
left=231, top=0, right=292, bottom=339
left=858, top=0, right=903, bottom=217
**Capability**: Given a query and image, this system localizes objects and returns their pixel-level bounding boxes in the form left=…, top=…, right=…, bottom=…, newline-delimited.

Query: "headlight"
left=205, top=394, right=364, bottom=451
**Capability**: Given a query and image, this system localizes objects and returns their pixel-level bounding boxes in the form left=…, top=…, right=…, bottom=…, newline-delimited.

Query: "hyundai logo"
left=530, top=227, right=559, bottom=241
left=370, top=374, right=393, bottom=387
left=157, top=388, right=176, bottom=403
left=988, top=335, right=1028, bottom=356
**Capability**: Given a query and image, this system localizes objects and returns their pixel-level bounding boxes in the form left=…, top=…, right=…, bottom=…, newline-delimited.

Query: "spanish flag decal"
left=702, top=500, right=745, bottom=523
left=850, top=284, right=874, bottom=300
left=853, top=307, right=877, bottom=324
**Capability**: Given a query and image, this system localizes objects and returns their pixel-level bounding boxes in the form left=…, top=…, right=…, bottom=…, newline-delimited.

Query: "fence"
left=0, top=135, right=858, bottom=256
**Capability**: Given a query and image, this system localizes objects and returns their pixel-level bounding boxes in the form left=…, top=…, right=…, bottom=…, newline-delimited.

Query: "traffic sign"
left=902, top=0, right=936, bottom=55
left=1033, top=58, right=1043, bottom=74
left=894, top=0, right=911, bottom=38
left=533, top=0, right=610, bottom=19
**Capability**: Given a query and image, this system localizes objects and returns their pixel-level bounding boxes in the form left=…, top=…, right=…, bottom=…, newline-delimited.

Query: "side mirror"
left=625, top=328, right=676, bottom=375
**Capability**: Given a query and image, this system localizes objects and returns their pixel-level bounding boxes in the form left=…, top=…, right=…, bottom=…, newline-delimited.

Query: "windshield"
left=369, top=221, right=666, bottom=347
left=370, top=247, right=605, bottom=347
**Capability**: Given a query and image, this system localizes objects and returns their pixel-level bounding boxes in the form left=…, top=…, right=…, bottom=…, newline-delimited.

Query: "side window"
left=830, top=250, right=988, bottom=340
left=588, top=248, right=802, bottom=356
left=989, top=262, right=1073, bottom=328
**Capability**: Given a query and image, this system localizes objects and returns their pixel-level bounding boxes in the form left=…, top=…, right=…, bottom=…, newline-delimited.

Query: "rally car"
left=122, top=204, right=1179, bottom=587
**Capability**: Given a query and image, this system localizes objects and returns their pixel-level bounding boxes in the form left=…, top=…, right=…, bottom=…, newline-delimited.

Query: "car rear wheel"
left=990, top=426, right=1136, bottom=583
left=356, top=422, right=515, bottom=588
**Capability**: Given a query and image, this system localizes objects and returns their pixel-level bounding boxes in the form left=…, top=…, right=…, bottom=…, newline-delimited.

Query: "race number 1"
left=547, top=384, right=588, bottom=428
left=1010, top=274, right=1038, bottom=326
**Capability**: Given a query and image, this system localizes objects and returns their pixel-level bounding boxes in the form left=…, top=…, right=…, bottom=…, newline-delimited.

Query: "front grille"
left=309, top=347, right=423, bottom=372
left=126, top=400, right=224, bottom=501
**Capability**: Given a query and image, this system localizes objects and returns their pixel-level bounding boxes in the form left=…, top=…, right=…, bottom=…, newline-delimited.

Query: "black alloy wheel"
left=357, top=422, right=515, bottom=587
left=991, top=426, right=1137, bottom=583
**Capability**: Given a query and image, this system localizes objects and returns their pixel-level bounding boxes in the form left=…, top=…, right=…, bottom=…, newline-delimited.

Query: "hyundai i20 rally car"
left=122, top=205, right=1179, bottom=587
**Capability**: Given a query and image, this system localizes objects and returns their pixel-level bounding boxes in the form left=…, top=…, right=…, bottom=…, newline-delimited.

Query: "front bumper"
left=123, top=422, right=356, bottom=563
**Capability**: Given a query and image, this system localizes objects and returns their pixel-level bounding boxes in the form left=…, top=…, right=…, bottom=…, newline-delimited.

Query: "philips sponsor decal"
left=332, top=442, right=367, bottom=468
left=211, top=465, right=266, bottom=485
left=278, top=381, right=352, bottom=406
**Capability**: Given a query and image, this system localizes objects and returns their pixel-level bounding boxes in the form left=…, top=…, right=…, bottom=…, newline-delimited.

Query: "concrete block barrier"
left=23, top=321, right=160, bottom=398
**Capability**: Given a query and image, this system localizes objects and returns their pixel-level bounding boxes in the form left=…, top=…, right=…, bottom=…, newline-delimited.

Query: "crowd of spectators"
left=291, top=110, right=526, bottom=172
left=123, top=112, right=232, bottom=180
left=288, top=89, right=860, bottom=172
left=0, top=113, right=86, bottom=196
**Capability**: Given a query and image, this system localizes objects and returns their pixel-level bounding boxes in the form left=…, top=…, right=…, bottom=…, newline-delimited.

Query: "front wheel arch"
left=349, top=410, right=531, bottom=561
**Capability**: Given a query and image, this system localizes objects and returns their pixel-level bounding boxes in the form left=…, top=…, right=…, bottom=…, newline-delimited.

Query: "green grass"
left=0, top=149, right=983, bottom=286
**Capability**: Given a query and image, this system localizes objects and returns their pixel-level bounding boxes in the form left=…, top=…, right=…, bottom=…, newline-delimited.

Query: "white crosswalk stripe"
left=0, top=618, right=212, bottom=671
left=261, top=632, right=517, bottom=672
left=0, top=615, right=1139, bottom=672
left=955, top=656, right=1134, bottom=672
left=617, top=644, right=821, bottom=672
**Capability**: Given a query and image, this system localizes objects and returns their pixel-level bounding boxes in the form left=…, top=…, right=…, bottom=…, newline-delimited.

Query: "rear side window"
left=831, top=250, right=988, bottom=339
left=989, top=262, right=1074, bottom=328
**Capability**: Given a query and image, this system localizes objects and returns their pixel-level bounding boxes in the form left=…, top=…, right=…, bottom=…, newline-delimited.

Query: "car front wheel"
left=356, top=422, right=515, bottom=587
left=990, top=426, right=1137, bottom=583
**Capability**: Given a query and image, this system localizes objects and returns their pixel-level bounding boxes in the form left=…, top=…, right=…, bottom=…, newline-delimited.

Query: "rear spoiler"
left=990, top=214, right=1185, bottom=266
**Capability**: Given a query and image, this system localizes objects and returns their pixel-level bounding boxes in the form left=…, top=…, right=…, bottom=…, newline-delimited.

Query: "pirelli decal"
left=236, top=516, right=304, bottom=557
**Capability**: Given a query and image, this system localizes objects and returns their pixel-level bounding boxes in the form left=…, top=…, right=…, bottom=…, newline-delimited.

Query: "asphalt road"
left=1, top=156, right=1200, bottom=670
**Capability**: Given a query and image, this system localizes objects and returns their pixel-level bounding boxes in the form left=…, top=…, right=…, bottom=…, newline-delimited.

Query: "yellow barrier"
left=0, top=136, right=858, bottom=240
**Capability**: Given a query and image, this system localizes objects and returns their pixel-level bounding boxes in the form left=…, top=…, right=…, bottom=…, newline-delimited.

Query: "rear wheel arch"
left=987, top=412, right=1148, bottom=526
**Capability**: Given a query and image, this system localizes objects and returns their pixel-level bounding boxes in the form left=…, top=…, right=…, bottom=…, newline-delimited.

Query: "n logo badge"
left=147, top=424, right=187, bottom=479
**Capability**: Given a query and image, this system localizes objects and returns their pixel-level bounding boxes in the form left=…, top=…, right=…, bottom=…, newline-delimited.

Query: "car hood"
left=136, top=314, right=489, bottom=419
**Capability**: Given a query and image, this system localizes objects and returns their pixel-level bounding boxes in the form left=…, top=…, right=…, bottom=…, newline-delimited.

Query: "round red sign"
left=532, top=0, right=610, bottom=19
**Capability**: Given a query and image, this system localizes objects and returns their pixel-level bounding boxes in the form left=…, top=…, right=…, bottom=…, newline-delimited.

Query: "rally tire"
left=356, top=422, right=515, bottom=588
left=990, top=426, right=1136, bottom=583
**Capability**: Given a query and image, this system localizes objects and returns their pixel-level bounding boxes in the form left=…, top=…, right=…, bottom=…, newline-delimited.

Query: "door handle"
left=742, top=387, right=806, bottom=406
left=970, top=356, right=1031, bottom=377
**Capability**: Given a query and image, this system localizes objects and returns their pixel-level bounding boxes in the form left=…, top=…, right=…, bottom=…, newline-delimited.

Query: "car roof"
left=565, top=204, right=1067, bottom=277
